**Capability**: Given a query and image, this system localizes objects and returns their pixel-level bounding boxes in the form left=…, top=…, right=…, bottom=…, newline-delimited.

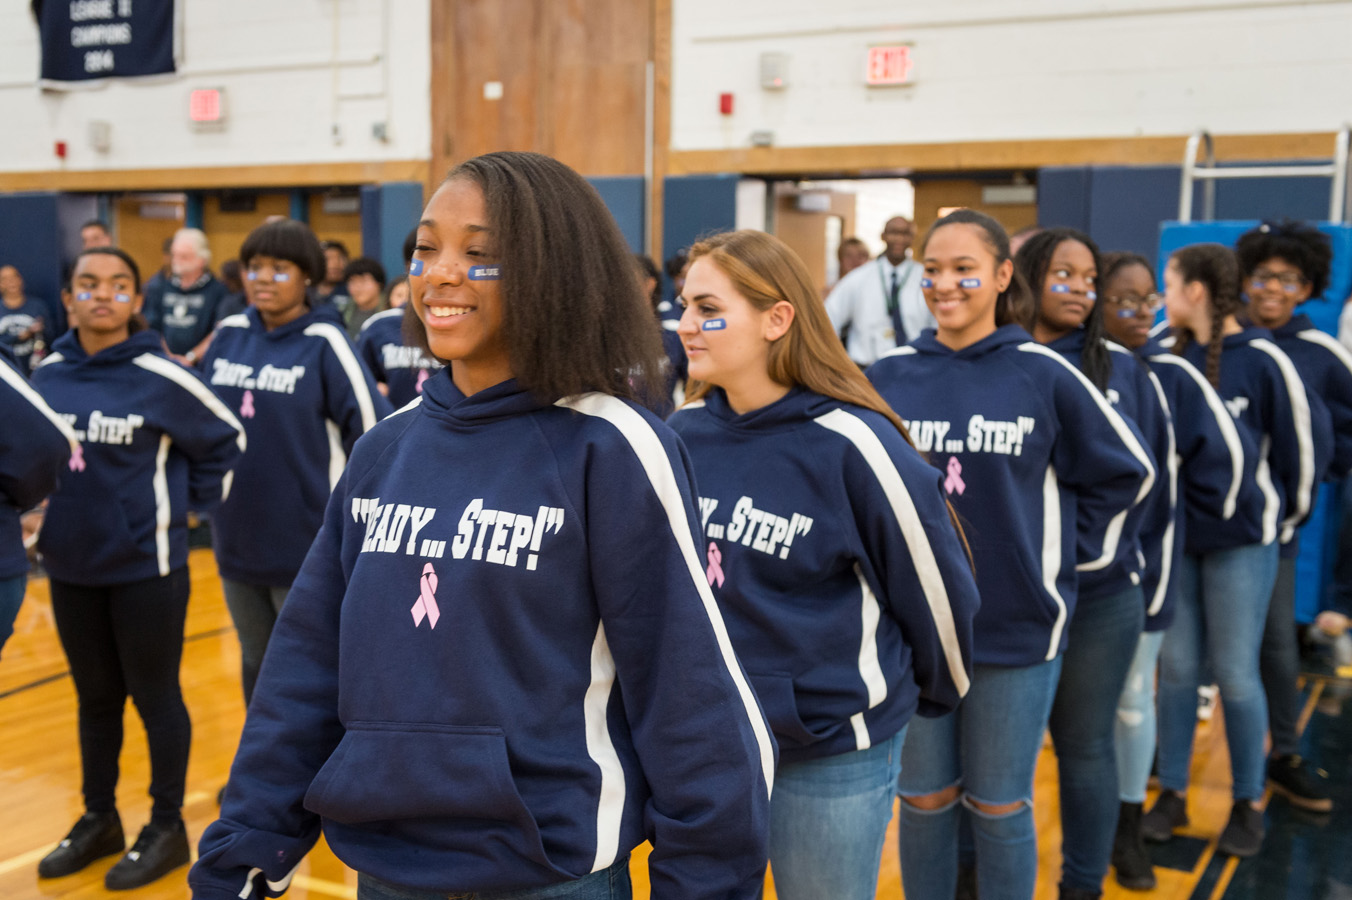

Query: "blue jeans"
left=1115, top=629, right=1165, bottom=804
left=356, top=857, right=632, bottom=900
left=897, top=658, right=1062, bottom=900
left=1048, top=584, right=1145, bottom=892
left=1157, top=543, right=1278, bottom=801
left=220, top=579, right=290, bottom=706
left=769, top=729, right=905, bottom=900
left=0, top=574, right=25, bottom=657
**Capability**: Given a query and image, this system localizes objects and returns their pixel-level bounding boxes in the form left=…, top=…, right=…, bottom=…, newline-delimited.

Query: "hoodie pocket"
left=749, top=672, right=827, bottom=750
left=305, top=722, right=542, bottom=830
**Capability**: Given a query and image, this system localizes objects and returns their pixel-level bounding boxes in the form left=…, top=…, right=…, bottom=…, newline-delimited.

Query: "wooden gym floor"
left=2, top=548, right=1348, bottom=900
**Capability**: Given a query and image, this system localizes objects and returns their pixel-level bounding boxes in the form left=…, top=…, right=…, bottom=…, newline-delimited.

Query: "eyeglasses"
left=1103, top=293, right=1161, bottom=316
left=1249, top=270, right=1307, bottom=293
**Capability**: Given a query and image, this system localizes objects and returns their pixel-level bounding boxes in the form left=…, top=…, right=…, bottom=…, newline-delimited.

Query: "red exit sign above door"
left=866, top=45, right=914, bottom=86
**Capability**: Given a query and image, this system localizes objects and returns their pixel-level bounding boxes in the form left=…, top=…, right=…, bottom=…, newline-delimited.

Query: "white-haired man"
left=142, top=228, right=230, bottom=367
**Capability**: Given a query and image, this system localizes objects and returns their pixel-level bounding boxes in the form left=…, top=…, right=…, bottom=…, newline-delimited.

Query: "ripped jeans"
left=897, top=657, right=1063, bottom=900
left=1115, top=630, right=1166, bottom=803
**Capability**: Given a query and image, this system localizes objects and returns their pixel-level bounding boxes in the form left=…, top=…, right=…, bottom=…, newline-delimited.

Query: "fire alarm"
left=54, top=141, right=67, bottom=159
left=719, top=93, right=734, bottom=115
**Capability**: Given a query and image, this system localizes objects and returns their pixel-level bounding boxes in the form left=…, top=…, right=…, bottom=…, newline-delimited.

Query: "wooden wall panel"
left=114, top=197, right=184, bottom=292
left=430, top=0, right=651, bottom=180
left=912, top=180, right=1037, bottom=239
left=307, top=196, right=365, bottom=260
left=202, top=194, right=292, bottom=272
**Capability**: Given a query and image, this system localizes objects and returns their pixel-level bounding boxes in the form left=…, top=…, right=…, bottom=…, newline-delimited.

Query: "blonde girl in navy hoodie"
left=867, top=210, right=1151, bottom=900
left=1143, top=243, right=1315, bottom=858
left=201, top=219, right=391, bottom=712
left=190, top=152, right=774, bottom=900
left=1017, top=228, right=1171, bottom=900
left=30, top=247, right=245, bottom=891
left=667, top=230, right=979, bottom=900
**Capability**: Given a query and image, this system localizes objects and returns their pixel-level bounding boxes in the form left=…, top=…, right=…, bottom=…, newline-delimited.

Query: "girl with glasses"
left=1097, top=251, right=1251, bottom=888
left=1236, top=221, right=1348, bottom=812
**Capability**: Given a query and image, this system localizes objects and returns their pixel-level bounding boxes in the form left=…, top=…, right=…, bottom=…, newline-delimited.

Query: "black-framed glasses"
left=1104, top=293, right=1161, bottom=316
left=1249, top=270, right=1307, bottom=293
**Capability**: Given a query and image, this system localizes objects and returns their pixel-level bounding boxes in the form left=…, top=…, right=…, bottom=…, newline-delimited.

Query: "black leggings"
left=50, top=568, right=191, bottom=823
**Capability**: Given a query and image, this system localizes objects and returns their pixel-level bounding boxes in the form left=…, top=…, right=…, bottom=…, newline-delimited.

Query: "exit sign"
left=866, top=45, right=914, bottom=86
left=189, top=88, right=227, bottom=129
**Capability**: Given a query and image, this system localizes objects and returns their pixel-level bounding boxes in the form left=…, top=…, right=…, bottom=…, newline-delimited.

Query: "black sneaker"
left=103, top=819, right=190, bottom=891
left=1141, top=790, right=1189, bottom=842
left=1268, top=754, right=1334, bottom=812
left=37, top=811, right=124, bottom=879
left=1058, top=885, right=1102, bottom=900
left=1217, top=801, right=1265, bottom=857
left=1112, top=801, right=1157, bottom=891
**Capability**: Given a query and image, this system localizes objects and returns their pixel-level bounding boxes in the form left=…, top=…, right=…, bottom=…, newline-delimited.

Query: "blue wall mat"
left=587, top=176, right=645, bottom=254
left=360, top=182, right=424, bottom=279
left=661, top=175, right=739, bottom=318
left=0, top=192, right=67, bottom=334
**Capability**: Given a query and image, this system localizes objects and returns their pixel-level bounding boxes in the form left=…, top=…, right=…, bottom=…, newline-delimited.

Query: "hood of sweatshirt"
left=418, top=371, right=554, bottom=427
left=904, top=323, right=1034, bottom=360
left=49, top=329, right=165, bottom=367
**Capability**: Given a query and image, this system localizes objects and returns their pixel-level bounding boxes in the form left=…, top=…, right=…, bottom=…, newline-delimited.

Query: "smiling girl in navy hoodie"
left=1143, top=243, right=1315, bottom=858
left=30, top=247, right=245, bottom=891
left=667, top=230, right=978, bottom=900
left=202, top=219, right=391, bottom=712
left=1096, top=251, right=1253, bottom=889
left=189, top=152, right=774, bottom=900
left=867, top=210, right=1151, bottom=900
left=1017, top=229, right=1171, bottom=900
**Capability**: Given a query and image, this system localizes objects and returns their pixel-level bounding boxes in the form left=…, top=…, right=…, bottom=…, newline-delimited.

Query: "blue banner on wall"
left=36, top=0, right=178, bottom=89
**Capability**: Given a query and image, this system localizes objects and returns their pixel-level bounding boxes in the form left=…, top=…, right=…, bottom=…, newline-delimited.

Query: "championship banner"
left=35, top=0, right=179, bottom=89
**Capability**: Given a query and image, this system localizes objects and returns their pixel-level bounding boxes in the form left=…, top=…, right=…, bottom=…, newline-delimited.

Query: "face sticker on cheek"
left=467, top=265, right=501, bottom=281
left=273, top=272, right=291, bottom=283
left=75, top=292, right=92, bottom=302
left=113, top=293, right=131, bottom=304
left=246, top=271, right=258, bottom=281
left=920, top=278, right=934, bottom=289
left=409, top=258, right=424, bottom=277
left=959, top=278, right=981, bottom=289
left=702, top=318, right=727, bottom=331
left=1050, top=283, right=1071, bottom=294
left=1087, top=290, right=1097, bottom=301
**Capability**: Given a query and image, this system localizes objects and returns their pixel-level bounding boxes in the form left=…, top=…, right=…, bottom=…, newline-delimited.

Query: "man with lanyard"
left=825, top=215, right=934, bottom=367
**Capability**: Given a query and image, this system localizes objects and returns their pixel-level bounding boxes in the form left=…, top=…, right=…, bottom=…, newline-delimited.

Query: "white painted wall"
left=0, top=0, right=430, bottom=173
left=672, top=0, right=1352, bottom=152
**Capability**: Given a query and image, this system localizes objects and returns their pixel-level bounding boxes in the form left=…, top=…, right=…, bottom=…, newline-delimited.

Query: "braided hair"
left=1015, top=227, right=1111, bottom=393
left=1169, top=243, right=1243, bottom=389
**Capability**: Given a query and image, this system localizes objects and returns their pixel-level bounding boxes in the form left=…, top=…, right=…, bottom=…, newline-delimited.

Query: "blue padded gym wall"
left=0, top=192, right=69, bottom=334
left=360, top=182, right=425, bottom=279
left=587, top=177, right=646, bottom=254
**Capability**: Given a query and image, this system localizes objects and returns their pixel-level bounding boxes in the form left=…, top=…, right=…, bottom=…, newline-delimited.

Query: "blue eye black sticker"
left=245, top=271, right=258, bottom=281
left=113, top=293, right=131, bottom=304
left=959, top=278, right=981, bottom=289
left=1087, top=290, right=1097, bottom=301
left=409, top=258, right=424, bottom=276
left=1050, top=283, right=1071, bottom=294
left=274, top=272, right=291, bottom=282
left=468, top=265, right=501, bottom=281
left=920, top=278, right=934, bottom=288
left=75, top=291, right=92, bottom=301
left=702, top=318, right=727, bottom=331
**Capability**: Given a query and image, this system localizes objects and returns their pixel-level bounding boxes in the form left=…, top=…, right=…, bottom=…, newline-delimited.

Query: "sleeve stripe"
left=556, top=393, right=776, bottom=798
left=1297, top=328, right=1352, bottom=378
left=878, top=345, right=918, bottom=360
left=1017, top=342, right=1156, bottom=505
left=1144, top=369, right=1179, bottom=617
left=303, top=323, right=378, bottom=432
left=1149, top=354, right=1244, bottom=520
left=132, top=354, right=247, bottom=452
left=1041, top=465, right=1069, bottom=661
left=1251, top=338, right=1315, bottom=528
left=813, top=407, right=971, bottom=697
left=360, top=307, right=404, bottom=333
left=0, top=357, right=81, bottom=453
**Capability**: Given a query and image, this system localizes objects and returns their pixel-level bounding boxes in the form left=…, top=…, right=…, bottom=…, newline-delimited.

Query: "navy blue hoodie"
left=1174, top=327, right=1316, bottom=551
left=355, top=307, right=442, bottom=409
left=190, top=373, right=774, bottom=900
left=1048, top=330, right=1170, bottom=602
left=0, top=349, right=76, bottom=580
left=1268, top=314, right=1352, bottom=480
left=32, top=331, right=245, bottom=586
left=204, top=306, right=392, bottom=586
left=668, top=387, right=978, bottom=764
left=1137, top=339, right=1256, bottom=629
left=867, top=326, right=1152, bottom=667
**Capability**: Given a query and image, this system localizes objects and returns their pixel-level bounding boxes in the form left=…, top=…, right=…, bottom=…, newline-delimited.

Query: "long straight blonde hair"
left=683, top=230, right=914, bottom=446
